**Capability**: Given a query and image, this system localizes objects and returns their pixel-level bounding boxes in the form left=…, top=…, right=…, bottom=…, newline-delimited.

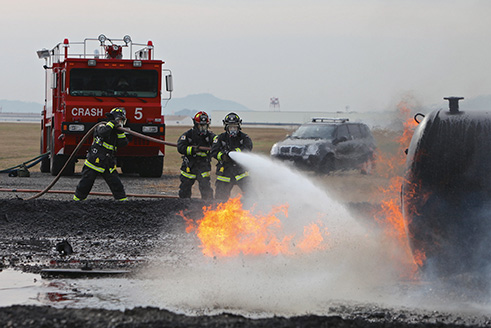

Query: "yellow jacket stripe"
left=181, top=170, right=197, bottom=179
left=186, top=146, right=193, bottom=156
left=217, top=175, right=231, bottom=182
left=107, top=121, right=115, bottom=129
left=102, top=142, right=115, bottom=151
left=235, top=171, right=249, bottom=181
left=84, top=159, right=105, bottom=173
left=117, top=133, right=126, bottom=139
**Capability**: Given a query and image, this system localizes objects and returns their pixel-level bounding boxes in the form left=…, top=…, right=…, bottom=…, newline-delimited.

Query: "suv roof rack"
left=311, top=117, right=349, bottom=123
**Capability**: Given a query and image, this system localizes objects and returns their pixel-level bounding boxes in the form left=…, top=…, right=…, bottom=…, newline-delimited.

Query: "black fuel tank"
left=402, top=97, right=491, bottom=277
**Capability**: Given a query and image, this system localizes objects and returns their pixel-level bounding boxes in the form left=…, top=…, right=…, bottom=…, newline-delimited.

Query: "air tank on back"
left=402, top=97, right=491, bottom=278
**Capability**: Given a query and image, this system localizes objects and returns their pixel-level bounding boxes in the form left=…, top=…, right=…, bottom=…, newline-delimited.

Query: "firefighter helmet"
left=223, top=112, right=242, bottom=136
left=107, top=107, right=127, bottom=125
left=193, top=111, right=210, bottom=135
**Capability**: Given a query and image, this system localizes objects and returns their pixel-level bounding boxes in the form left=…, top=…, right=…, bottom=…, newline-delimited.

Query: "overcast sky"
left=1, top=0, right=490, bottom=112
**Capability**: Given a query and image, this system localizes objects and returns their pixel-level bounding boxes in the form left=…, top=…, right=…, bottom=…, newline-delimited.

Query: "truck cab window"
left=69, top=68, right=158, bottom=98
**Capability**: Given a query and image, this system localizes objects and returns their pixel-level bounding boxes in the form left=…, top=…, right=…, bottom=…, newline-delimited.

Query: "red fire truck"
left=37, top=34, right=173, bottom=177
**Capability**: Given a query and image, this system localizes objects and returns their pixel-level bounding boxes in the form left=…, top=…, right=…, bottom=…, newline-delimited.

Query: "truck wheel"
left=120, top=157, right=138, bottom=174
left=40, top=155, right=50, bottom=173
left=49, top=129, right=75, bottom=176
left=40, top=134, right=50, bottom=173
left=138, top=156, right=164, bottom=178
left=51, top=154, right=75, bottom=176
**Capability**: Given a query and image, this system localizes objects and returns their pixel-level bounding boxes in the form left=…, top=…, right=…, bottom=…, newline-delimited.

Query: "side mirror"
left=165, top=74, right=173, bottom=92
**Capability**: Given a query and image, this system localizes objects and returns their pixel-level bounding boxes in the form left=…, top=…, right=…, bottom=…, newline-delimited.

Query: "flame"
left=184, top=196, right=328, bottom=257
left=373, top=100, right=426, bottom=278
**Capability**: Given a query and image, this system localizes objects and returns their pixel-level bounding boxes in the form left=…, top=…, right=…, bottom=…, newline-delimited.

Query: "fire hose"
left=15, top=123, right=211, bottom=201
left=0, top=152, right=50, bottom=175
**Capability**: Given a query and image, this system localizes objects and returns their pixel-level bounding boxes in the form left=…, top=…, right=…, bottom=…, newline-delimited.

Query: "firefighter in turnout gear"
left=74, top=108, right=129, bottom=201
left=211, top=112, right=253, bottom=200
left=177, top=111, right=215, bottom=199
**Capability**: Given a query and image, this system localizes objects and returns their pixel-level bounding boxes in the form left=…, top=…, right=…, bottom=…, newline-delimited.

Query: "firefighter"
left=211, top=112, right=253, bottom=200
left=177, top=111, right=215, bottom=199
left=73, top=107, right=129, bottom=201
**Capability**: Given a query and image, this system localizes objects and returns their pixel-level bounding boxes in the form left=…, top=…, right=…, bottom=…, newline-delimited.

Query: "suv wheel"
left=319, top=154, right=335, bottom=174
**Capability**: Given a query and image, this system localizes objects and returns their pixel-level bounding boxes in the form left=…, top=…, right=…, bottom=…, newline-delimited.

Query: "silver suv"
left=270, top=118, right=376, bottom=174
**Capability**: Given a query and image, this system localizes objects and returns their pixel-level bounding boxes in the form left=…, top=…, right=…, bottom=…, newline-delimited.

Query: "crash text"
left=71, top=108, right=104, bottom=117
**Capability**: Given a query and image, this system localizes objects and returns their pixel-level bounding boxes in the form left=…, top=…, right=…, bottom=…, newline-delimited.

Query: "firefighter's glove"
left=222, top=150, right=230, bottom=162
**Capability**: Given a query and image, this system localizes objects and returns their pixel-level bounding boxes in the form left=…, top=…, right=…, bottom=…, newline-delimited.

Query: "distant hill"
left=1, top=93, right=250, bottom=115
left=0, top=99, right=43, bottom=113
left=163, top=93, right=251, bottom=115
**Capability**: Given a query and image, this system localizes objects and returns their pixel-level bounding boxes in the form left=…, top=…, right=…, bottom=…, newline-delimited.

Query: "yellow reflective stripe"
left=186, top=146, right=193, bottom=156
left=181, top=170, right=197, bottom=179
left=196, top=152, right=207, bottom=157
left=117, top=197, right=128, bottom=201
left=107, top=121, right=115, bottom=129
left=109, top=165, right=117, bottom=173
left=103, top=142, right=115, bottom=151
left=73, top=195, right=84, bottom=201
left=217, top=175, right=231, bottom=182
left=84, top=159, right=105, bottom=173
left=117, top=133, right=126, bottom=139
left=201, top=171, right=211, bottom=178
left=235, top=171, right=249, bottom=181
left=217, top=152, right=224, bottom=161
left=235, top=148, right=241, bottom=152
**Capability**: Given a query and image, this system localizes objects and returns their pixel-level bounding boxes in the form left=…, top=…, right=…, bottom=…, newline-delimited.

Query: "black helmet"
left=223, top=112, right=242, bottom=136
left=223, top=112, right=242, bottom=127
left=107, top=107, right=126, bottom=120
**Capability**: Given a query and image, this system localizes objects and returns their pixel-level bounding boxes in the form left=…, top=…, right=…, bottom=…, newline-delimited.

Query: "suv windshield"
left=291, top=124, right=336, bottom=140
left=69, top=68, right=159, bottom=98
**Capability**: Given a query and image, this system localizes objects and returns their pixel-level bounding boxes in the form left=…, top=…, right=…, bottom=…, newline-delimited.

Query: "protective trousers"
left=214, top=167, right=249, bottom=200
left=179, top=168, right=213, bottom=199
left=74, top=165, right=127, bottom=200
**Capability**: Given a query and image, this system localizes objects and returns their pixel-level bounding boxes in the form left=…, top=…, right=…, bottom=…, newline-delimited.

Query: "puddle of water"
left=0, top=269, right=43, bottom=307
left=0, top=269, right=147, bottom=310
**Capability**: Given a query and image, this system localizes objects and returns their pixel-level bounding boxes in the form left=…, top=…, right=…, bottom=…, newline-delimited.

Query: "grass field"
left=0, top=122, right=402, bottom=203
left=0, top=123, right=297, bottom=174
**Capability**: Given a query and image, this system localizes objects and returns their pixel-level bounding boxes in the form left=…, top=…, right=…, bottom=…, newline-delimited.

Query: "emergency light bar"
left=311, top=117, right=349, bottom=123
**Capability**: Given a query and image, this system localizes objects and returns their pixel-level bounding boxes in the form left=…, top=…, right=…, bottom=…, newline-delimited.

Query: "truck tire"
left=120, top=157, right=139, bottom=174
left=51, top=154, right=75, bottom=176
left=138, top=156, right=164, bottom=178
left=50, top=131, right=75, bottom=176
left=40, top=134, right=50, bottom=173
left=40, top=155, right=50, bottom=173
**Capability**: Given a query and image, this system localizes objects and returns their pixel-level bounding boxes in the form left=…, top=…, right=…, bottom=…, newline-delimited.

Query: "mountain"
left=0, top=99, right=43, bottom=113
left=162, top=93, right=251, bottom=115
left=1, top=93, right=251, bottom=115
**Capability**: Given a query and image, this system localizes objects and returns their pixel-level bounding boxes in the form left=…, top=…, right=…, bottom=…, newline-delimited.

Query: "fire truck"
left=37, top=34, right=173, bottom=177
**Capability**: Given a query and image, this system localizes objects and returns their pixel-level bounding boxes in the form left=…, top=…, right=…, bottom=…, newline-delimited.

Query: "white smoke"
left=138, top=152, right=410, bottom=316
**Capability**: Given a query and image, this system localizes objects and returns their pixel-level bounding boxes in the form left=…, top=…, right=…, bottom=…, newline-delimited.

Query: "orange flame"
left=374, top=100, right=425, bottom=278
left=184, top=196, right=328, bottom=257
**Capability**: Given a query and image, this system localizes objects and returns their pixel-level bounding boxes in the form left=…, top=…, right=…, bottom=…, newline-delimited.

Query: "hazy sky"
left=1, top=0, right=490, bottom=111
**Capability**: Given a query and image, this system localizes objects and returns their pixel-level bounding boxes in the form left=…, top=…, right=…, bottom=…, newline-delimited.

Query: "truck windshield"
left=291, top=124, right=336, bottom=139
left=69, top=68, right=158, bottom=98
